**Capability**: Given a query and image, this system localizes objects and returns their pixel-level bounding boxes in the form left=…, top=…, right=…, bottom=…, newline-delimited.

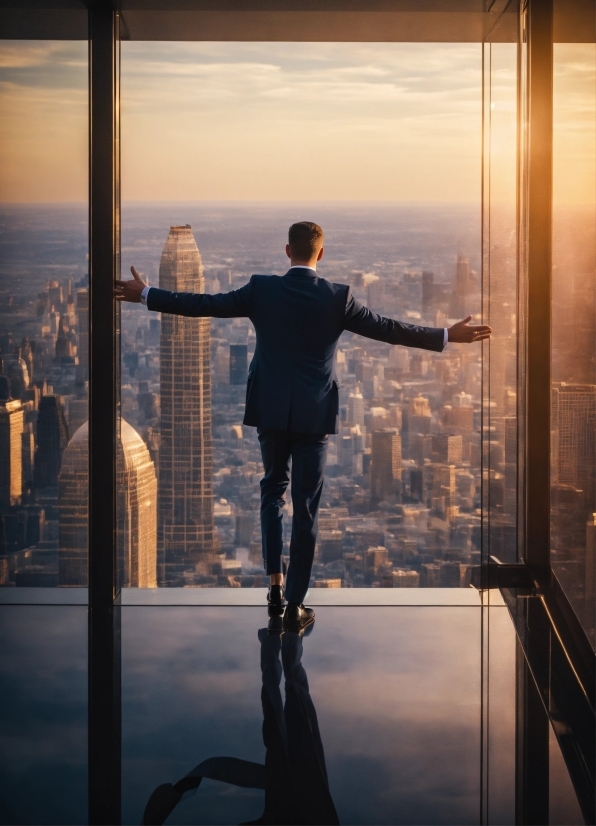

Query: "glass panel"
left=119, top=41, right=484, bottom=589
left=0, top=40, right=89, bottom=590
left=551, top=18, right=596, bottom=648
left=481, top=33, right=520, bottom=573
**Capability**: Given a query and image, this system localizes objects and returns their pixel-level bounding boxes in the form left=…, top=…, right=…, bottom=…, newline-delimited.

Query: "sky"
left=0, top=39, right=593, bottom=204
left=0, top=39, right=483, bottom=203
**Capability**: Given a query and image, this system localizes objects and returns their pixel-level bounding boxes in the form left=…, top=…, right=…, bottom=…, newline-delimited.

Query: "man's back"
left=246, top=269, right=348, bottom=433
left=146, top=265, right=446, bottom=434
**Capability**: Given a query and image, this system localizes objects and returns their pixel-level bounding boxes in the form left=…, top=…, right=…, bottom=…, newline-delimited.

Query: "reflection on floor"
left=122, top=606, right=508, bottom=826
left=0, top=603, right=522, bottom=825
left=0, top=606, right=88, bottom=826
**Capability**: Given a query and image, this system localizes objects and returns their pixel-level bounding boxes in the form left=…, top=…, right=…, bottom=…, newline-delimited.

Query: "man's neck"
left=289, top=260, right=317, bottom=270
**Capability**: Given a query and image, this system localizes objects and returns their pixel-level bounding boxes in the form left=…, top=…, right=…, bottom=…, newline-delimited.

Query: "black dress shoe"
left=267, top=584, right=286, bottom=615
left=283, top=602, right=315, bottom=631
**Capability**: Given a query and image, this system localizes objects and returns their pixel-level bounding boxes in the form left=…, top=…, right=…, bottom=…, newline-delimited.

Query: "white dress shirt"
left=139, top=277, right=448, bottom=346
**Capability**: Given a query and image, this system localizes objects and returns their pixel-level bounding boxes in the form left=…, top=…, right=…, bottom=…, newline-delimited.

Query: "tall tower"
left=0, top=397, right=24, bottom=511
left=370, top=429, right=402, bottom=502
left=34, top=394, right=69, bottom=489
left=229, top=344, right=248, bottom=385
left=75, top=288, right=89, bottom=381
left=449, top=255, right=474, bottom=318
left=59, top=419, right=157, bottom=587
left=158, top=225, right=216, bottom=584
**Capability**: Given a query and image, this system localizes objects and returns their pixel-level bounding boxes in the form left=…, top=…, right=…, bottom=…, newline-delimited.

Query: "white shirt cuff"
left=140, top=286, right=151, bottom=306
left=443, top=328, right=448, bottom=347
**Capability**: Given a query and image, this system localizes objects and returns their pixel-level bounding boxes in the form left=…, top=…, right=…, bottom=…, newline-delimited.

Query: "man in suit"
left=116, top=221, right=491, bottom=630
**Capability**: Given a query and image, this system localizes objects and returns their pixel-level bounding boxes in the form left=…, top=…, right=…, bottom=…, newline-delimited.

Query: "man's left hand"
left=448, top=316, right=492, bottom=343
left=115, top=266, right=146, bottom=303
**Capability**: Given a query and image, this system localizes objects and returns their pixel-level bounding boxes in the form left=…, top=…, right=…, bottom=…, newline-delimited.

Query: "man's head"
left=286, top=221, right=324, bottom=266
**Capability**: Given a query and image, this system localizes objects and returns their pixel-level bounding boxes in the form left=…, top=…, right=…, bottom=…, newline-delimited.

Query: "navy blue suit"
left=147, top=268, right=445, bottom=601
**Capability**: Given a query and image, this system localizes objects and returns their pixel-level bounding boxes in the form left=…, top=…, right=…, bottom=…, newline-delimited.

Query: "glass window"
left=482, top=29, right=520, bottom=573
left=119, top=41, right=485, bottom=589
left=551, top=25, right=596, bottom=648
left=0, top=40, right=89, bottom=589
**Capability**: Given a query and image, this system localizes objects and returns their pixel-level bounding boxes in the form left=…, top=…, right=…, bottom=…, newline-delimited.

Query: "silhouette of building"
left=229, top=344, right=248, bottom=385
left=449, top=255, right=475, bottom=318
left=422, top=270, right=434, bottom=312
left=34, top=394, right=69, bottom=489
left=0, top=397, right=24, bottom=510
left=59, top=419, right=157, bottom=587
left=370, top=429, right=402, bottom=501
left=157, top=225, right=216, bottom=584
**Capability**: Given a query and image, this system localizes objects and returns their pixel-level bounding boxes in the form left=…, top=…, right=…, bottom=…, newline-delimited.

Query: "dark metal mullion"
left=515, top=633, right=550, bottom=825
left=524, top=0, right=553, bottom=577
left=88, top=5, right=121, bottom=825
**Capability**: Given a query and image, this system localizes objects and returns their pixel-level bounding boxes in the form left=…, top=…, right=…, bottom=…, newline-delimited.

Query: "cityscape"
left=1, top=201, right=518, bottom=590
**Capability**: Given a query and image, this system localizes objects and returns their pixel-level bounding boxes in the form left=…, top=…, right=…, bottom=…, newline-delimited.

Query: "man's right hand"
left=448, top=316, right=492, bottom=343
left=115, top=266, right=146, bottom=303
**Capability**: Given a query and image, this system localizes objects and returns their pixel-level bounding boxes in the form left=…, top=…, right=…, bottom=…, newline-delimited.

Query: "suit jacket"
left=147, top=268, right=446, bottom=434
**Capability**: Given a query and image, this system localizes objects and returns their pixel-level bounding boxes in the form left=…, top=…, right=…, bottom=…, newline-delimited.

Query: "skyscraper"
left=59, top=419, right=157, bottom=587
left=75, top=289, right=89, bottom=381
left=449, top=255, right=475, bottom=319
left=552, top=383, right=596, bottom=507
left=0, top=397, right=24, bottom=510
left=347, top=386, right=365, bottom=426
left=158, top=225, right=216, bottom=584
left=370, top=429, right=402, bottom=501
left=422, top=270, right=434, bottom=312
left=229, top=344, right=248, bottom=385
left=34, top=394, right=69, bottom=489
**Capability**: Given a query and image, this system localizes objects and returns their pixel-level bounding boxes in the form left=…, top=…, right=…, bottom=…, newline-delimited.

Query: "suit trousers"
left=258, top=428, right=329, bottom=605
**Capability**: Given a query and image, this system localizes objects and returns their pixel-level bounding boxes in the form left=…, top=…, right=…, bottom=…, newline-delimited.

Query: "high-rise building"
left=75, top=289, right=89, bottom=380
left=158, top=225, right=216, bottom=584
left=586, top=514, right=596, bottom=606
left=422, top=270, right=434, bottom=312
left=408, top=394, right=432, bottom=435
left=432, top=463, right=457, bottom=512
left=392, top=569, right=420, bottom=587
left=449, top=255, right=476, bottom=318
left=432, top=434, right=463, bottom=465
left=552, top=383, right=596, bottom=507
left=229, top=344, right=248, bottom=385
left=347, top=386, right=365, bottom=425
left=59, top=419, right=157, bottom=587
left=0, top=398, right=24, bottom=510
left=34, top=394, right=69, bottom=489
left=371, top=429, right=402, bottom=501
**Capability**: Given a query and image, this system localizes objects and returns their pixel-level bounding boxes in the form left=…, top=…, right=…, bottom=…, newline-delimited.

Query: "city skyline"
left=0, top=201, right=495, bottom=589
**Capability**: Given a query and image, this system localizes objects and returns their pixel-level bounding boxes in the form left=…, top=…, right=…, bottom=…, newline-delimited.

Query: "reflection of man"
left=117, top=222, right=491, bottom=629
left=141, top=621, right=338, bottom=826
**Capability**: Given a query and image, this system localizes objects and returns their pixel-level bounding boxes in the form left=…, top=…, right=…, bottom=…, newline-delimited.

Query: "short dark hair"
left=288, top=221, right=324, bottom=261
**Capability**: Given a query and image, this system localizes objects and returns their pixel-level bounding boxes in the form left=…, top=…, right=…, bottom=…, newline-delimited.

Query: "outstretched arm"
left=115, top=266, right=253, bottom=318
left=343, top=291, right=491, bottom=350
left=343, top=292, right=445, bottom=351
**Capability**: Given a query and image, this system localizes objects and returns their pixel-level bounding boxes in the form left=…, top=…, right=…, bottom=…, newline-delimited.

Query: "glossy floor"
left=0, top=603, right=582, bottom=824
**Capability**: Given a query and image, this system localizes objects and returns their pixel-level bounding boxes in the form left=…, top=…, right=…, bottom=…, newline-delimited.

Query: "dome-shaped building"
left=59, top=419, right=157, bottom=587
